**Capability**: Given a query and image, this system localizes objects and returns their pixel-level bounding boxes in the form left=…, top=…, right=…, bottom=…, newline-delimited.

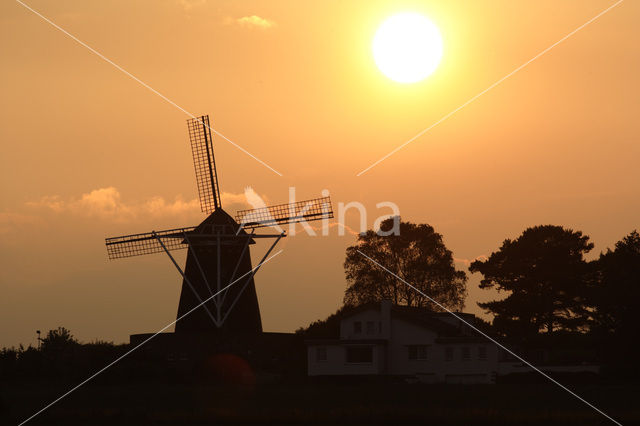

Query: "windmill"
left=105, top=115, right=333, bottom=336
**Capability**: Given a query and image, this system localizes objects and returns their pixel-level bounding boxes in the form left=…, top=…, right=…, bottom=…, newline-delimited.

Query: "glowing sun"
left=372, top=12, right=443, bottom=83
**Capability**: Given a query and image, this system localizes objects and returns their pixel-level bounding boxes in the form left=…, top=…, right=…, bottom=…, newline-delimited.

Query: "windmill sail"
left=235, top=196, right=333, bottom=229
left=105, top=227, right=195, bottom=260
left=188, top=115, right=221, bottom=213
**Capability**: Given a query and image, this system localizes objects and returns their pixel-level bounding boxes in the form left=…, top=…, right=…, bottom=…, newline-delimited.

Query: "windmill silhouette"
left=105, top=115, right=333, bottom=336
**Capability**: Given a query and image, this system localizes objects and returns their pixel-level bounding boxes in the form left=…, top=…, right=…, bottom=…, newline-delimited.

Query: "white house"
left=306, top=300, right=500, bottom=384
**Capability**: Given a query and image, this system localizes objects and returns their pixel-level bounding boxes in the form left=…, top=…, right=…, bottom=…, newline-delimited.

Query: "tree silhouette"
left=40, top=326, right=78, bottom=352
left=344, top=217, right=467, bottom=310
left=470, top=225, right=593, bottom=338
left=590, top=230, right=640, bottom=364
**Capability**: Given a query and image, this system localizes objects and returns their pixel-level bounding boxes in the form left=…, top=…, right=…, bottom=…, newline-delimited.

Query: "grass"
left=2, top=381, right=638, bottom=425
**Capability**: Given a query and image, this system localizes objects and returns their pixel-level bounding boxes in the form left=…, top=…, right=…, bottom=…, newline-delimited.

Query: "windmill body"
left=175, top=209, right=262, bottom=335
left=105, top=115, right=333, bottom=341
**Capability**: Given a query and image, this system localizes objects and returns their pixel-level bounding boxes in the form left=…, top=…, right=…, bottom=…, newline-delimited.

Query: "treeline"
left=303, top=220, right=640, bottom=375
left=469, top=225, right=640, bottom=369
left=0, top=327, right=129, bottom=382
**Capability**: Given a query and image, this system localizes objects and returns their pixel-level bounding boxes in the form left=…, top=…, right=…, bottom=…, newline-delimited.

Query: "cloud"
left=0, top=212, right=41, bottom=234
left=26, top=187, right=264, bottom=223
left=221, top=191, right=252, bottom=206
left=28, top=187, right=144, bottom=220
left=235, top=15, right=276, bottom=29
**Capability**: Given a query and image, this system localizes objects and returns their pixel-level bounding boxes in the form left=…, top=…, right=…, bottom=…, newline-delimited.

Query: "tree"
left=40, top=326, right=78, bottom=352
left=590, top=230, right=640, bottom=363
left=344, top=217, right=467, bottom=311
left=470, top=225, right=593, bottom=338
left=296, top=305, right=358, bottom=338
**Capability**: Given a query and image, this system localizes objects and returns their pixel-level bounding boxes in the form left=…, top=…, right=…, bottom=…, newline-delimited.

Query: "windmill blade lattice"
left=105, top=227, right=195, bottom=260
left=235, top=196, right=333, bottom=229
left=188, top=115, right=221, bottom=213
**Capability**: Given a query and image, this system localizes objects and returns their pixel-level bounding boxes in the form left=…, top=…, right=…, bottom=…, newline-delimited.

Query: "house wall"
left=387, top=318, right=438, bottom=377
left=387, top=316, right=498, bottom=382
left=436, top=342, right=499, bottom=384
left=307, top=343, right=385, bottom=376
left=340, top=308, right=389, bottom=340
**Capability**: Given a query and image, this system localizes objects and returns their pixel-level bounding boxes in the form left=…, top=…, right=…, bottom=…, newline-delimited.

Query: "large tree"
left=590, top=230, right=640, bottom=358
left=470, top=225, right=593, bottom=337
left=344, top=217, right=467, bottom=311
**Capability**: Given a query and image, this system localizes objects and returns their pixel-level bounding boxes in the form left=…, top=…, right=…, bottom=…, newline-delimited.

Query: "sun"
left=372, top=12, right=443, bottom=84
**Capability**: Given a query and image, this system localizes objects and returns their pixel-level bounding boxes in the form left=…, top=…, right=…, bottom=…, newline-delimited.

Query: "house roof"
left=341, top=302, right=471, bottom=338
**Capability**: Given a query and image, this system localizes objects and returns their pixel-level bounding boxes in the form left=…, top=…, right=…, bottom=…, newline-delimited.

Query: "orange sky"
left=1, top=0, right=638, bottom=348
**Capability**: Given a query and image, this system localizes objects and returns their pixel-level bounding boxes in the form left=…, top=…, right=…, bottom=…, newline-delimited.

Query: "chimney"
left=381, top=299, right=392, bottom=338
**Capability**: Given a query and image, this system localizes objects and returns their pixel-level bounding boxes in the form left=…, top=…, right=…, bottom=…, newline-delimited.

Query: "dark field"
left=2, top=381, right=638, bottom=425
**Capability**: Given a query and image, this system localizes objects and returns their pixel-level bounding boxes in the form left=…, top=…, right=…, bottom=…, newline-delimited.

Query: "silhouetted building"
left=306, top=300, right=499, bottom=383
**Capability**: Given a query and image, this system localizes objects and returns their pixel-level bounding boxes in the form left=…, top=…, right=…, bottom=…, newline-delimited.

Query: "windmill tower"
left=105, top=115, right=333, bottom=336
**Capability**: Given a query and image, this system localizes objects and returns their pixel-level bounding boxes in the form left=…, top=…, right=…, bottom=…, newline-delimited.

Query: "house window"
left=478, top=346, right=487, bottom=360
left=445, top=347, right=454, bottom=362
left=346, top=346, right=373, bottom=363
left=366, top=321, right=375, bottom=335
left=462, top=347, right=471, bottom=360
left=316, top=347, right=327, bottom=362
left=408, top=345, right=428, bottom=360
left=353, top=321, right=362, bottom=334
